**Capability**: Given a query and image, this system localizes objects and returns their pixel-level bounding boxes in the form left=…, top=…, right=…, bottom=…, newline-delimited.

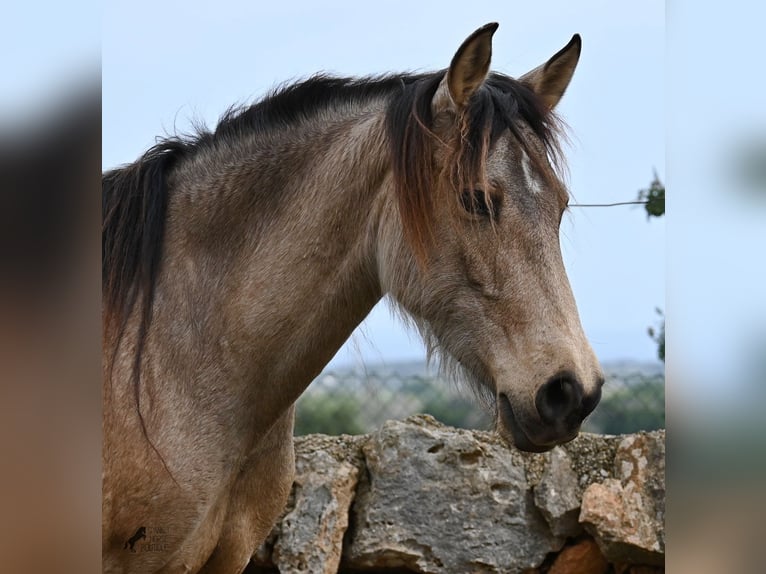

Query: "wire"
left=570, top=200, right=649, bottom=208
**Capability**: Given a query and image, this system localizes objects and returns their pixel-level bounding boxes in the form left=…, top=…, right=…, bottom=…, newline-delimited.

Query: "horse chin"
left=496, top=393, right=571, bottom=453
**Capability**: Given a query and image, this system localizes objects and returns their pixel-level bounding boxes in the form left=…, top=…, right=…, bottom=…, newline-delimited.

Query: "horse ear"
left=519, top=34, right=581, bottom=110
left=433, top=22, right=498, bottom=113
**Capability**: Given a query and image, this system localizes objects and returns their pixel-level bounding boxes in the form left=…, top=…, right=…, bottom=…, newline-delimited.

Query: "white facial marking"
left=521, top=151, right=543, bottom=194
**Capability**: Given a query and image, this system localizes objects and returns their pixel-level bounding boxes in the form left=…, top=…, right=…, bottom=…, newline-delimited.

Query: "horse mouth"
left=497, top=393, right=560, bottom=453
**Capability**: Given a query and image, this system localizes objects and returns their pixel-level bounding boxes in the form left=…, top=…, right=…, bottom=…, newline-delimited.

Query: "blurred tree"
left=296, top=370, right=665, bottom=436
left=638, top=174, right=665, bottom=362
left=648, top=308, right=665, bottom=362
left=734, top=138, right=766, bottom=196
left=584, top=375, right=665, bottom=434
left=638, top=174, right=665, bottom=218
left=294, top=392, right=365, bottom=435
left=294, top=375, right=491, bottom=436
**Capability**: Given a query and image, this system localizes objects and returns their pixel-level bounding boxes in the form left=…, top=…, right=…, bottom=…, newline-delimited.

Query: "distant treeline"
left=294, top=370, right=664, bottom=436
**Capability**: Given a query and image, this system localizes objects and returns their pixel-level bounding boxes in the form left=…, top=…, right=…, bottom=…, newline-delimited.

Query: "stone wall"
left=249, top=415, right=665, bottom=574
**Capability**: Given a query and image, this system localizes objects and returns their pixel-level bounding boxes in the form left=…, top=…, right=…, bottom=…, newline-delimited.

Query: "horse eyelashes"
left=461, top=189, right=500, bottom=220
left=460, top=189, right=489, bottom=217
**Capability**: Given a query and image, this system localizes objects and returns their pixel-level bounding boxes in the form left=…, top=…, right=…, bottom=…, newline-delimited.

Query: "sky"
left=102, top=0, right=666, bottom=371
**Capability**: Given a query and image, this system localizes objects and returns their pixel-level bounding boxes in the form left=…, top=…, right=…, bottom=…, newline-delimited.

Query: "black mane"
left=210, top=74, right=428, bottom=144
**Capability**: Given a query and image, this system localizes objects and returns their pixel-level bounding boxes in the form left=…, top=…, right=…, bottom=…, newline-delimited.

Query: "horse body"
left=103, top=24, right=603, bottom=573
left=104, top=104, right=391, bottom=573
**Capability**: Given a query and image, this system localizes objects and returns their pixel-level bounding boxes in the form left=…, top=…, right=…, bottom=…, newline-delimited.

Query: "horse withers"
left=103, top=22, right=603, bottom=573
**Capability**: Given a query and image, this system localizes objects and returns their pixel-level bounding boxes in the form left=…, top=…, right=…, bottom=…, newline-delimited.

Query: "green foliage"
left=294, top=374, right=490, bottom=436
left=297, top=369, right=664, bottom=437
left=647, top=308, right=665, bottom=362
left=584, top=375, right=665, bottom=435
left=294, top=392, right=365, bottom=436
left=396, top=376, right=491, bottom=429
left=638, top=175, right=665, bottom=218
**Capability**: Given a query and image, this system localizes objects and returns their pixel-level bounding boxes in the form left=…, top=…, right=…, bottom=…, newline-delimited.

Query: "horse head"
left=381, top=24, right=603, bottom=452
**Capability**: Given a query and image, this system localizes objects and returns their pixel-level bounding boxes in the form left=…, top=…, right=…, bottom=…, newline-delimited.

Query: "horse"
left=102, top=22, right=604, bottom=574
left=124, top=527, right=147, bottom=553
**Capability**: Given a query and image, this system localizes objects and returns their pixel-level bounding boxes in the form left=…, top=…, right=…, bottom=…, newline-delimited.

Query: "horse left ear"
left=433, top=22, right=499, bottom=113
left=519, top=34, right=582, bottom=110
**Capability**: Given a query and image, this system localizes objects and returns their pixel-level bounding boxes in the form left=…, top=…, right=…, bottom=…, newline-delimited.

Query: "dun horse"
left=103, top=23, right=603, bottom=573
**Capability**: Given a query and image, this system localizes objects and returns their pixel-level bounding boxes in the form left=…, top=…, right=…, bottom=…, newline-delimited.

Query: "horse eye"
left=461, top=189, right=498, bottom=219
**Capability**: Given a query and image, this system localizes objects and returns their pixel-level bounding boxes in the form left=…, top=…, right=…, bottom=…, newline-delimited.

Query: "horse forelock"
left=386, top=71, right=567, bottom=265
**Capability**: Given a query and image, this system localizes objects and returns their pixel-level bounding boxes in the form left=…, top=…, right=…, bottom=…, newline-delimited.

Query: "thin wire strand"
left=570, top=200, right=648, bottom=208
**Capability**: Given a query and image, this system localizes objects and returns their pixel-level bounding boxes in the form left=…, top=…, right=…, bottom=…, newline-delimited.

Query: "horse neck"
left=154, top=103, right=395, bottom=425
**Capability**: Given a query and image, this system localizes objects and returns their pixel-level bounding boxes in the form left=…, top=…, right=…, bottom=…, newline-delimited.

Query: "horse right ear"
left=519, top=34, right=581, bottom=111
left=433, top=22, right=498, bottom=114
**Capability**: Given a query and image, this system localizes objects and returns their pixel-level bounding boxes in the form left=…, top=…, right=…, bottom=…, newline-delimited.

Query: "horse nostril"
left=535, top=372, right=583, bottom=425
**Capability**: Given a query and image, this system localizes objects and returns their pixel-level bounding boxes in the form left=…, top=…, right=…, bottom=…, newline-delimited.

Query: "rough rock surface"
left=579, top=431, right=665, bottom=566
left=533, top=447, right=583, bottom=538
left=250, top=416, right=665, bottom=573
left=255, top=434, right=365, bottom=573
left=344, top=416, right=559, bottom=573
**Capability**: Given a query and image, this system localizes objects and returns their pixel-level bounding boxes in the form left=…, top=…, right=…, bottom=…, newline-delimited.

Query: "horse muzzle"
left=497, top=371, right=603, bottom=452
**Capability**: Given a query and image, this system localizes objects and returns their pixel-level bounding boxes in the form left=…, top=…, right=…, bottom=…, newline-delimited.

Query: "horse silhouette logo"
left=124, top=526, right=146, bottom=552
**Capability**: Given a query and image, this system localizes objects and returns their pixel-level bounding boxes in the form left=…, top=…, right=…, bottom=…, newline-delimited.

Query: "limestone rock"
left=251, top=419, right=664, bottom=573
left=344, top=415, right=559, bottom=573
left=580, top=431, right=665, bottom=566
left=256, top=434, right=364, bottom=573
left=533, top=447, right=583, bottom=538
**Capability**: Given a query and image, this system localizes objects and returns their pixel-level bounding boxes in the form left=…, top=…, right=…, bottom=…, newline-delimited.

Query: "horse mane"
left=102, top=74, right=421, bottom=358
left=103, top=139, right=191, bottom=480
left=103, top=140, right=184, bottom=350
left=101, top=69, right=564, bottom=430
